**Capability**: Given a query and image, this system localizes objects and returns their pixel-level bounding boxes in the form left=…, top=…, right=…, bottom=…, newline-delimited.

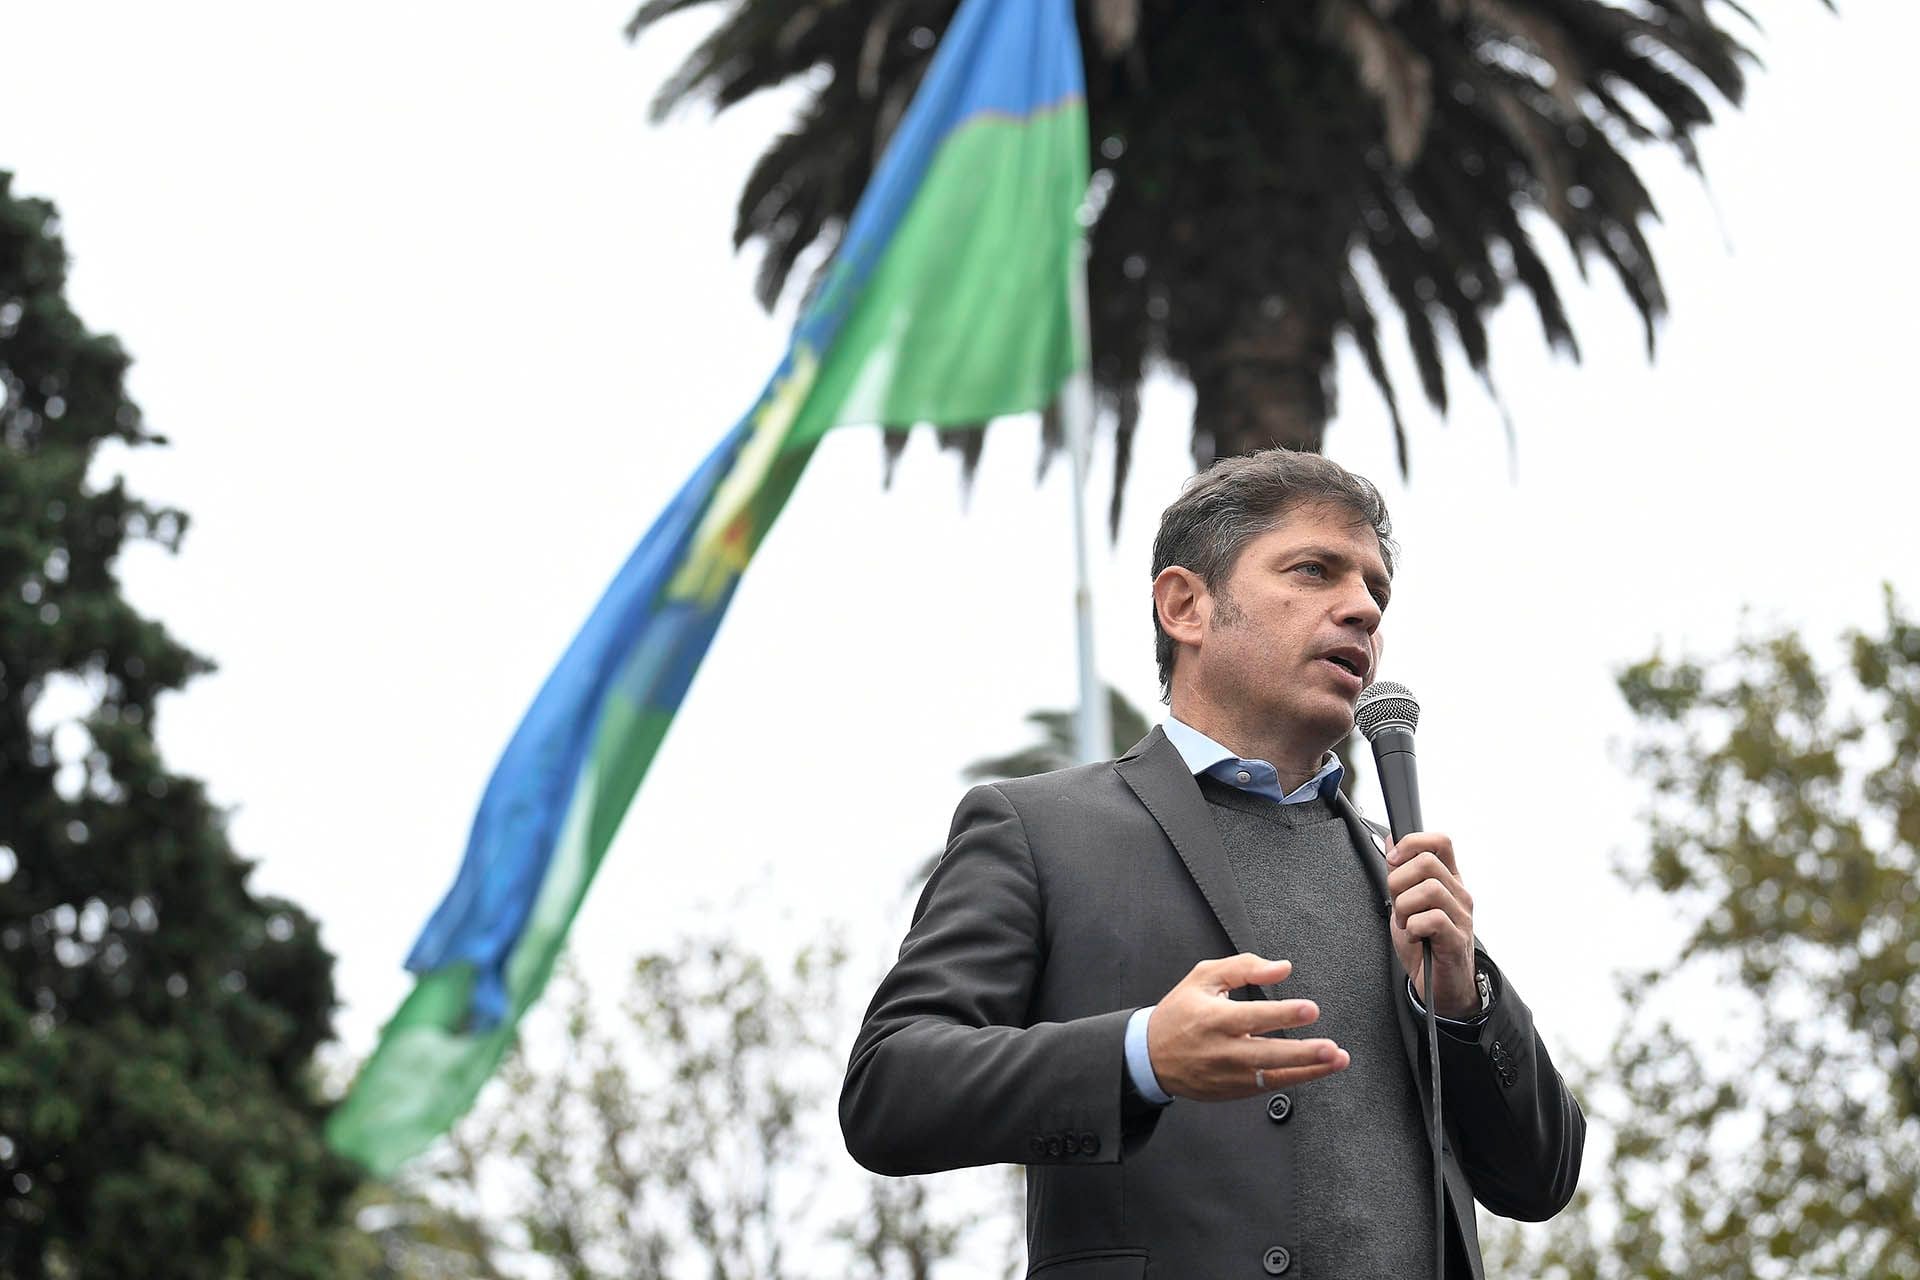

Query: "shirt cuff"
left=1405, top=976, right=1491, bottom=1030
left=1124, top=1005, right=1173, bottom=1106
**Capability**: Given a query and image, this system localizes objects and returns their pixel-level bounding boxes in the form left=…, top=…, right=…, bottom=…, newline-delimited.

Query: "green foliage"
left=1493, top=591, right=1920, bottom=1279
left=410, top=937, right=1007, bottom=1279
left=331, top=1178, right=509, bottom=1279
left=0, top=172, right=359, bottom=1278
left=628, top=0, right=1820, bottom=518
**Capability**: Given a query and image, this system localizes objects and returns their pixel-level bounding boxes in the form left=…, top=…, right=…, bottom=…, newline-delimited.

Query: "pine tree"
left=0, top=172, right=358, bottom=1279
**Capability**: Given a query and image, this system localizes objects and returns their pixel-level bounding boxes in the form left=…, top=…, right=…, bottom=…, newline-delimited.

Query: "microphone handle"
left=1369, top=727, right=1422, bottom=842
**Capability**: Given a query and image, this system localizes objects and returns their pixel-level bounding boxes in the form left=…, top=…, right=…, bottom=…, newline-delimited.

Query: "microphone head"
left=1354, top=680, right=1419, bottom=740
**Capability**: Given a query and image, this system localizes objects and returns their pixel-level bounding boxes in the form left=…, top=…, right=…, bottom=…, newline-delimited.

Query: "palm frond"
left=962, top=685, right=1155, bottom=782
left=935, top=424, right=989, bottom=500
left=1324, top=0, right=1436, bottom=168
left=629, top=0, right=1801, bottom=511
left=1089, top=0, right=1142, bottom=59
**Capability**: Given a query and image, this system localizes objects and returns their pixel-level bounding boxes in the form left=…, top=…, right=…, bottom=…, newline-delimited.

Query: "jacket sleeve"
left=1428, top=947, right=1586, bottom=1220
left=840, top=783, right=1140, bottom=1176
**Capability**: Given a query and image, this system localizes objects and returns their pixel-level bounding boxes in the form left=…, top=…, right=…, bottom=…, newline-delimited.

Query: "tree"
left=409, top=938, right=1007, bottom=1279
left=331, top=1179, right=511, bottom=1280
left=626, top=0, right=1820, bottom=524
left=960, top=684, right=1152, bottom=782
left=0, top=172, right=359, bottom=1278
left=1485, top=591, right=1920, bottom=1278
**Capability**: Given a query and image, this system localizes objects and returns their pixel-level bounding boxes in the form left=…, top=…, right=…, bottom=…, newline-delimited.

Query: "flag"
left=327, top=0, right=1089, bottom=1176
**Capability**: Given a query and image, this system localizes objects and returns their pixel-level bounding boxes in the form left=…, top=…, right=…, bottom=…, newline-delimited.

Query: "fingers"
left=1250, top=1059, right=1350, bottom=1090
left=1248, top=1039, right=1351, bottom=1089
left=1152, top=957, right=1351, bottom=1101
left=1387, top=832, right=1457, bottom=876
left=1385, top=834, right=1467, bottom=930
left=1389, top=877, right=1473, bottom=934
left=1396, top=907, right=1479, bottom=1014
left=1180, top=1026, right=1349, bottom=1099
left=1385, top=838, right=1472, bottom=926
left=1189, top=952, right=1292, bottom=995
left=1400, top=906, right=1468, bottom=947
left=1221, top=997, right=1321, bottom=1037
left=1383, top=841, right=1476, bottom=1002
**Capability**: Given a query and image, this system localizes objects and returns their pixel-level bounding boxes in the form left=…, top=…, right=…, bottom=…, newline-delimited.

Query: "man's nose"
left=1338, top=579, right=1381, bottom=632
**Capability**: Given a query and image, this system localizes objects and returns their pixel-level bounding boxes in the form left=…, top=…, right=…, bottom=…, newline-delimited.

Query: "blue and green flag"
left=328, top=0, right=1089, bottom=1175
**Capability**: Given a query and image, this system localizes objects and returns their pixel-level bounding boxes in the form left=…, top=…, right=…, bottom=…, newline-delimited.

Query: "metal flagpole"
left=1064, top=238, right=1110, bottom=765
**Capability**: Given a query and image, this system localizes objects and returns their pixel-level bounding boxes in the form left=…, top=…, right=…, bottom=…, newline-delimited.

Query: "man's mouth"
left=1317, top=644, right=1371, bottom=686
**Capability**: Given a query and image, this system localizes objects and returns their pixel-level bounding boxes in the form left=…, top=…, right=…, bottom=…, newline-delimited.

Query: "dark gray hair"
left=1151, top=449, right=1396, bottom=702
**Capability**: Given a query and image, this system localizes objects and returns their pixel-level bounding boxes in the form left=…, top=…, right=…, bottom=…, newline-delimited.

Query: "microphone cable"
left=1424, top=940, right=1443, bottom=1280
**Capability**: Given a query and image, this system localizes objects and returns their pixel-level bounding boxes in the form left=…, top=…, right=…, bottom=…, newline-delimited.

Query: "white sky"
left=5, top=0, right=1916, bottom=1151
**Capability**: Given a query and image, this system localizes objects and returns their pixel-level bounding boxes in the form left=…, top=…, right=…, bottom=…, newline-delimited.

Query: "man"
left=841, top=450, right=1584, bottom=1278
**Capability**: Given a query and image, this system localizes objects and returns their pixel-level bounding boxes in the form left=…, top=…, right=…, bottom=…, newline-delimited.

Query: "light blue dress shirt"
left=1123, top=717, right=1482, bottom=1107
left=1162, top=716, right=1347, bottom=806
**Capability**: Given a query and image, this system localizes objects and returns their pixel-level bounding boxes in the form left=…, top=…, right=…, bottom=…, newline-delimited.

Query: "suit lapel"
left=1116, top=727, right=1265, bottom=970
left=1333, top=788, right=1391, bottom=898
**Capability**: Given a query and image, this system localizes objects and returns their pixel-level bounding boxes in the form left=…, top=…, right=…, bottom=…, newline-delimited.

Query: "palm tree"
left=627, top=0, right=1822, bottom=525
left=902, top=685, right=1154, bottom=889
left=962, top=684, right=1156, bottom=783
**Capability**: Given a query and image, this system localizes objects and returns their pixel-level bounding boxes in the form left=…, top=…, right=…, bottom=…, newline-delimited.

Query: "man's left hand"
left=1385, top=833, right=1478, bottom=1018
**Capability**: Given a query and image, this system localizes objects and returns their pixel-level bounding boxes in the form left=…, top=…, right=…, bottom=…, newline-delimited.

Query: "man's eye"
left=1294, top=562, right=1326, bottom=578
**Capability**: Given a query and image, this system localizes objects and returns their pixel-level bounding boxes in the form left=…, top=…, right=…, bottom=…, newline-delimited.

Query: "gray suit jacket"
left=841, top=727, right=1584, bottom=1279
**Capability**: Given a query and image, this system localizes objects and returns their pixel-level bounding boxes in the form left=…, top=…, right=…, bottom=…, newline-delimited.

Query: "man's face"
left=1191, top=501, right=1391, bottom=750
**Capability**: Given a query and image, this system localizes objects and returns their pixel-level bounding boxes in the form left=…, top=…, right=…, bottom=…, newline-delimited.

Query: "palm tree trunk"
left=1189, top=302, right=1337, bottom=466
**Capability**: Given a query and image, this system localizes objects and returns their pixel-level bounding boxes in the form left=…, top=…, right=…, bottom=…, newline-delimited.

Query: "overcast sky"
left=6, top=0, right=1916, bottom=1114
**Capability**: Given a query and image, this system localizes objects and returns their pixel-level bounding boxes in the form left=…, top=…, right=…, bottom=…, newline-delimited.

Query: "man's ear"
left=1153, top=566, right=1207, bottom=651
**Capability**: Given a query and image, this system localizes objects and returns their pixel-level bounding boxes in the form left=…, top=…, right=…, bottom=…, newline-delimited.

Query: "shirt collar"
left=1163, top=716, right=1345, bottom=805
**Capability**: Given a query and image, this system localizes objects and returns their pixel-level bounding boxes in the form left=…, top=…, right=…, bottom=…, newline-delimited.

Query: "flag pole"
left=1064, top=238, right=1110, bottom=765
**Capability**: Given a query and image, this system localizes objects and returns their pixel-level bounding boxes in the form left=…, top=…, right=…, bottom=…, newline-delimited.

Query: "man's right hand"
left=1146, top=954, right=1350, bottom=1101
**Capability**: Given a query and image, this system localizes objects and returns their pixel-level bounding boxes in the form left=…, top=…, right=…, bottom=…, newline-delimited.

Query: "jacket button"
left=1062, top=1132, right=1080, bottom=1156
left=1262, top=1245, right=1292, bottom=1274
left=1265, top=1093, right=1293, bottom=1123
left=1046, top=1134, right=1063, bottom=1158
left=1491, top=1040, right=1518, bottom=1086
left=1028, top=1136, right=1046, bottom=1159
left=1078, top=1130, right=1100, bottom=1156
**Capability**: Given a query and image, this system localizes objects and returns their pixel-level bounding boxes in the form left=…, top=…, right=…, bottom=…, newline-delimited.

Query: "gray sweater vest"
left=1198, top=777, right=1436, bottom=1278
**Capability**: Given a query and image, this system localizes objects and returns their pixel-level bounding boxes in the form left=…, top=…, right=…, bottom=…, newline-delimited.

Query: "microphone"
left=1353, top=679, right=1445, bottom=1280
left=1354, top=680, right=1421, bottom=841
